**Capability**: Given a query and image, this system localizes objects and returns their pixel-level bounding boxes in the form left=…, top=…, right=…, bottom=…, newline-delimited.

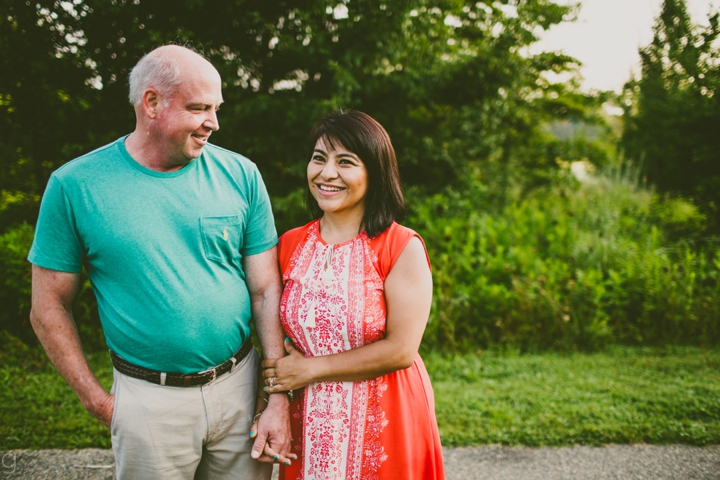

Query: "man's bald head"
left=128, top=45, right=217, bottom=107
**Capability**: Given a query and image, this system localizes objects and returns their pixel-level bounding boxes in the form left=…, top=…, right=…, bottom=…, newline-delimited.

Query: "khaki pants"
left=110, top=348, right=271, bottom=480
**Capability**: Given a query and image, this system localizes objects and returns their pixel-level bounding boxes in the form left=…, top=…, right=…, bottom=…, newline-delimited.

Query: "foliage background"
left=622, top=0, right=720, bottom=230
left=0, top=0, right=718, bottom=355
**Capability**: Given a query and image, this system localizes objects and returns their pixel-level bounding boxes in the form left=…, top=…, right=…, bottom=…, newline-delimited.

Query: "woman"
left=259, top=110, right=445, bottom=479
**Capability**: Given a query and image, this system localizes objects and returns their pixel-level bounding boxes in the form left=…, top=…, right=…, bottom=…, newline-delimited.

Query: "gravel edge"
left=1, top=445, right=719, bottom=479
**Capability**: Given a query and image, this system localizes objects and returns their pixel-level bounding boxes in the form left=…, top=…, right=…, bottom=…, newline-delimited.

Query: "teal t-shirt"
left=28, top=137, right=278, bottom=373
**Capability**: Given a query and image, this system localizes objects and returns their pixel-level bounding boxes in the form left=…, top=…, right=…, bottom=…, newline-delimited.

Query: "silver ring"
left=269, top=377, right=275, bottom=387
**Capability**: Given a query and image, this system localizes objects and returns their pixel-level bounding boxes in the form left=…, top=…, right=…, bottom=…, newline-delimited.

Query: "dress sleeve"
left=278, top=222, right=313, bottom=280
left=370, top=222, right=431, bottom=281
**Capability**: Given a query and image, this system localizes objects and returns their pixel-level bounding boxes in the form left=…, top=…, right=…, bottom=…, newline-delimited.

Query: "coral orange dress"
left=278, top=220, right=445, bottom=480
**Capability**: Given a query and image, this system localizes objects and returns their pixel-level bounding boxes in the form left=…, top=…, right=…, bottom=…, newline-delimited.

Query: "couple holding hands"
left=29, top=45, right=445, bottom=480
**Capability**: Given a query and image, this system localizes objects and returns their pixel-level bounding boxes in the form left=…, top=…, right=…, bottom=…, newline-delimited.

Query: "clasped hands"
left=262, top=337, right=312, bottom=394
left=248, top=338, right=309, bottom=466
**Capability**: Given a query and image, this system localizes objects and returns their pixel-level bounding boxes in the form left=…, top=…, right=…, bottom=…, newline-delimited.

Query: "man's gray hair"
left=128, top=50, right=181, bottom=107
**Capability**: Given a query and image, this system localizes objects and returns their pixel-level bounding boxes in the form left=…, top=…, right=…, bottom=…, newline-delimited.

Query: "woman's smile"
left=316, top=183, right=345, bottom=194
left=307, top=138, right=368, bottom=218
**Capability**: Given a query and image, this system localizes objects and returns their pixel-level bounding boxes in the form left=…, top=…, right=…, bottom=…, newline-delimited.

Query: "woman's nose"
left=321, top=161, right=338, bottom=179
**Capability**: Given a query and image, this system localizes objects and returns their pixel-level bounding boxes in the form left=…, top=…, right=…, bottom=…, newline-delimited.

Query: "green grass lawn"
left=0, top=334, right=114, bottom=450
left=2, top=333, right=719, bottom=450
left=426, top=346, right=720, bottom=446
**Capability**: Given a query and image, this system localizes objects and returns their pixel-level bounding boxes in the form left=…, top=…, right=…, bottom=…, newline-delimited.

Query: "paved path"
left=1, top=445, right=719, bottom=479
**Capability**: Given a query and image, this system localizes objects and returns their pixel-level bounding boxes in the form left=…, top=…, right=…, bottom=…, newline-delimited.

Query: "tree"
left=622, top=0, right=720, bottom=229
left=0, top=0, right=346, bottom=225
left=2, top=0, right=612, bottom=346
left=1, top=0, right=585, bottom=233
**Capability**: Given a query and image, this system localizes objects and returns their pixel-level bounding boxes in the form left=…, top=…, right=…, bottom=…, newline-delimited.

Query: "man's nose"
left=204, top=109, right=220, bottom=131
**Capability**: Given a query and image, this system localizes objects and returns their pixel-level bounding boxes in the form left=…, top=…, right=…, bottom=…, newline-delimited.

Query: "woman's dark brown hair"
left=307, top=110, right=405, bottom=238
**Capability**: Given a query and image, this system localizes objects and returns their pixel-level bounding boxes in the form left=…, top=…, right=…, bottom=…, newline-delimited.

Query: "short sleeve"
left=370, top=223, right=431, bottom=280
left=278, top=222, right=314, bottom=279
left=240, top=165, right=278, bottom=256
left=27, top=175, right=85, bottom=273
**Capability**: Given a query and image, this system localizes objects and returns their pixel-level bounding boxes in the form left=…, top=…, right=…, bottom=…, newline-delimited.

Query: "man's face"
left=154, top=65, right=223, bottom=167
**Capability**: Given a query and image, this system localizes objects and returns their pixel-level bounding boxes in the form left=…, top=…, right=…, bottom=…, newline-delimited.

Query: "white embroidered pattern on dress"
left=280, top=223, right=388, bottom=479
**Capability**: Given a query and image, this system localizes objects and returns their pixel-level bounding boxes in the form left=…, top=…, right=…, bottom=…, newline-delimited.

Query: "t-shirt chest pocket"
left=201, top=215, right=243, bottom=264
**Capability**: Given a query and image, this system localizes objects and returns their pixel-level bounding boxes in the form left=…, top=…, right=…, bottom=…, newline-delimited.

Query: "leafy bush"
left=0, top=190, right=39, bottom=233
left=409, top=166, right=720, bottom=352
left=3, top=163, right=719, bottom=353
left=0, top=223, right=105, bottom=350
left=0, top=223, right=34, bottom=343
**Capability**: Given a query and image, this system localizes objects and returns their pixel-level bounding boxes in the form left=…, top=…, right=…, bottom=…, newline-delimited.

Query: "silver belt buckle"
left=200, top=366, right=218, bottom=383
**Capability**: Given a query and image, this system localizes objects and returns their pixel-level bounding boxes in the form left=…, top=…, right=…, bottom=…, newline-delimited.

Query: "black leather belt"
left=110, top=338, right=253, bottom=387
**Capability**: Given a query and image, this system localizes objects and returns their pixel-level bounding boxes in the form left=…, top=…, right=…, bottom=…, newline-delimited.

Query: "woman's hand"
left=262, top=338, right=314, bottom=393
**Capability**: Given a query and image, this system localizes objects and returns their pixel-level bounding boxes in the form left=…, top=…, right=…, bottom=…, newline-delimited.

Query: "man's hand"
left=249, top=394, right=296, bottom=465
left=31, top=265, right=113, bottom=430
left=243, top=249, right=296, bottom=464
left=85, top=391, right=115, bottom=429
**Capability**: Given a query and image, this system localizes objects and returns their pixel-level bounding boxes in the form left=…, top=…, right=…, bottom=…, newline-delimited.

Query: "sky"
left=530, top=0, right=719, bottom=93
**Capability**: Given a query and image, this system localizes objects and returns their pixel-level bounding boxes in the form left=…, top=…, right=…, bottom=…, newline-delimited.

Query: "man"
left=28, top=45, right=292, bottom=479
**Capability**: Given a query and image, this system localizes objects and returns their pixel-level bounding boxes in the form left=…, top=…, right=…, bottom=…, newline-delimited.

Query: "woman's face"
left=307, top=137, right=368, bottom=219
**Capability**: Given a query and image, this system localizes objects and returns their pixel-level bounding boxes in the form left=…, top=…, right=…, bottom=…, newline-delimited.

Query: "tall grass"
left=410, top=164, right=720, bottom=352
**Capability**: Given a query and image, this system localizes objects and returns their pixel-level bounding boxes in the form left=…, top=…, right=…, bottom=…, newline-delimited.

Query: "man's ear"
left=141, top=88, right=161, bottom=119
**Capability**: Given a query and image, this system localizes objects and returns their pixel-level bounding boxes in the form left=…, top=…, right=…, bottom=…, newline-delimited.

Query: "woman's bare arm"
left=262, top=236, right=432, bottom=392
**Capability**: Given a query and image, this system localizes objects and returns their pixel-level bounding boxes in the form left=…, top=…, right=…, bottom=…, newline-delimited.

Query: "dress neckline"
left=313, top=219, right=366, bottom=247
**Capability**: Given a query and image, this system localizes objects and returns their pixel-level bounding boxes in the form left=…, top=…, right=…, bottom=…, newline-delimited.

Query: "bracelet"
left=267, top=390, right=295, bottom=401
left=260, top=391, right=295, bottom=402
left=253, top=411, right=263, bottom=423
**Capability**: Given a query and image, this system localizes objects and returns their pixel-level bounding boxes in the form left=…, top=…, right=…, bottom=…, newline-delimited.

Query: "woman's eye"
left=312, top=155, right=325, bottom=162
